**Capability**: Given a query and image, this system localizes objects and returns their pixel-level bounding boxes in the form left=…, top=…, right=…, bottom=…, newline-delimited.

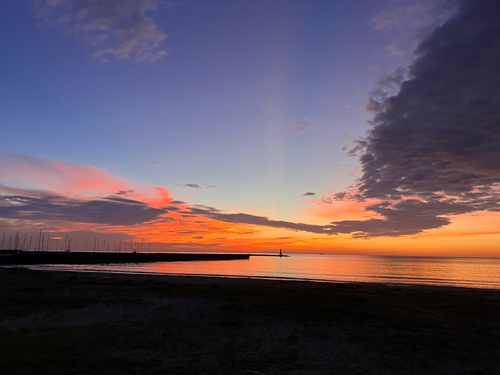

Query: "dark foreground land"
left=1, top=268, right=499, bottom=375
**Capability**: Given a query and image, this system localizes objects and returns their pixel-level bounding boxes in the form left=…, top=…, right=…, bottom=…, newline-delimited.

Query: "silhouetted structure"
left=0, top=250, right=250, bottom=265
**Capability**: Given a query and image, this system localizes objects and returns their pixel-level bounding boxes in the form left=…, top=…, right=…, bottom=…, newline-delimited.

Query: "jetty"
left=0, top=250, right=249, bottom=266
left=250, top=249, right=289, bottom=257
left=0, top=231, right=288, bottom=265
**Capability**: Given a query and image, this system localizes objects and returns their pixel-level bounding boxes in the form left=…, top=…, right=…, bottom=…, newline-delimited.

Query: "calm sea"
left=27, top=254, right=500, bottom=289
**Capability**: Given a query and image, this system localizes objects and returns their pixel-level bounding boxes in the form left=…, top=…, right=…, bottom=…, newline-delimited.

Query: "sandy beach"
left=1, top=267, right=499, bottom=374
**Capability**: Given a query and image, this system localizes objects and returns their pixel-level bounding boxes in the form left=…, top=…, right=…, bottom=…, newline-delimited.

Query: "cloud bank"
left=188, top=203, right=462, bottom=238
left=0, top=149, right=489, bottom=239
left=32, top=0, right=168, bottom=64
left=0, top=191, right=166, bottom=226
left=0, top=152, right=335, bottom=237
left=0, top=151, right=174, bottom=229
left=6, top=0, right=500, bottom=243
left=329, top=0, right=500, bottom=237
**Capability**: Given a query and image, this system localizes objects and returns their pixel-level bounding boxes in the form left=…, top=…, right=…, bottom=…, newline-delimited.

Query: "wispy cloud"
left=177, top=183, right=202, bottom=190
left=0, top=151, right=129, bottom=197
left=291, top=118, right=311, bottom=134
left=115, top=190, right=135, bottom=196
left=302, top=192, right=316, bottom=197
left=371, top=0, right=456, bottom=33
left=0, top=151, right=172, bottom=207
left=371, top=0, right=457, bottom=61
left=177, top=183, right=216, bottom=190
left=31, top=0, right=168, bottom=64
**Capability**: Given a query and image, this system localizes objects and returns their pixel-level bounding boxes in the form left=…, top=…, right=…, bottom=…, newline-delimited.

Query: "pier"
left=0, top=250, right=250, bottom=265
left=0, top=232, right=289, bottom=265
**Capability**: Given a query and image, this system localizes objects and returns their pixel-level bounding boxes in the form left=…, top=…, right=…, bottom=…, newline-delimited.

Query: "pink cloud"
left=0, top=151, right=172, bottom=206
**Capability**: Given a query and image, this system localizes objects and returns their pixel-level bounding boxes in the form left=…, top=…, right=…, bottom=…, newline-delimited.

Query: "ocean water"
left=28, top=254, right=500, bottom=289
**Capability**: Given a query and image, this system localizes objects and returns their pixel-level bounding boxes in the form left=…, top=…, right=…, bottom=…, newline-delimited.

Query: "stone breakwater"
left=0, top=250, right=250, bottom=265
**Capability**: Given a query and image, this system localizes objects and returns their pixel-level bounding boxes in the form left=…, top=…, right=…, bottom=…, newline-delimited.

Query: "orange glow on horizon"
left=303, top=199, right=379, bottom=222
left=2, top=153, right=499, bottom=258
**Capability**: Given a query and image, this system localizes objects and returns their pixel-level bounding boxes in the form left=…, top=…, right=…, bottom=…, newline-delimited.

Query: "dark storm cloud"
left=330, top=0, right=500, bottom=237
left=358, top=0, right=500, bottom=199
left=0, top=194, right=166, bottom=226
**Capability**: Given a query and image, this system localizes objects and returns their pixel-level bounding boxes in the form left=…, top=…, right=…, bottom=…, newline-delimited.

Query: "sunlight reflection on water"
left=30, top=254, right=500, bottom=289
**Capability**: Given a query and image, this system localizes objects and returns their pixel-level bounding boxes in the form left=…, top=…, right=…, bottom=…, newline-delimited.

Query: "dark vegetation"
left=1, top=268, right=499, bottom=375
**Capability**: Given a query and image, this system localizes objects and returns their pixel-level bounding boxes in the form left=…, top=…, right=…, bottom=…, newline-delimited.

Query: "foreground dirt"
left=1, top=268, right=499, bottom=375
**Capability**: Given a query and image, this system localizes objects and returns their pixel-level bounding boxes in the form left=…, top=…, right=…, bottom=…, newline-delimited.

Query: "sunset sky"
left=1, top=0, right=499, bottom=256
